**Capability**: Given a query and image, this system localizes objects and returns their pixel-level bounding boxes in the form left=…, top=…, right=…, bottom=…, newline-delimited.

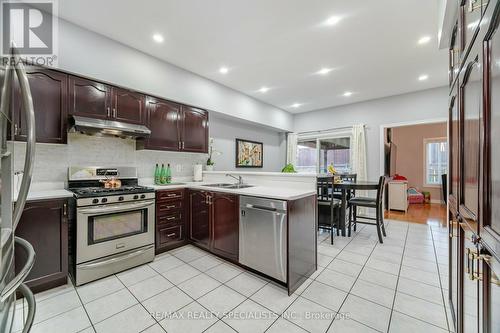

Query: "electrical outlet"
left=176, top=164, right=182, bottom=172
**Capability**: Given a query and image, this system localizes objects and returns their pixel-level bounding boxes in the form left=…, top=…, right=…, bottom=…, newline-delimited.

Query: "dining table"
left=317, top=176, right=380, bottom=236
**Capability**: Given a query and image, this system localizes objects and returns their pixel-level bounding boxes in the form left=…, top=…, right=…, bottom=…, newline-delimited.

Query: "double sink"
left=203, top=183, right=254, bottom=189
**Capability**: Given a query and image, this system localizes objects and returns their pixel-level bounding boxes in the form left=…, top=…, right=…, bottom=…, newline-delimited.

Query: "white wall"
left=56, top=18, right=293, bottom=132
left=208, top=113, right=286, bottom=172
left=293, top=87, right=449, bottom=180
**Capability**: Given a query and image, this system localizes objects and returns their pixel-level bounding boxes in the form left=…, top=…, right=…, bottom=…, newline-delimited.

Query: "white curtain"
left=286, top=133, right=298, bottom=165
left=351, top=124, right=367, bottom=181
left=351, top=124, right=368, bottom=214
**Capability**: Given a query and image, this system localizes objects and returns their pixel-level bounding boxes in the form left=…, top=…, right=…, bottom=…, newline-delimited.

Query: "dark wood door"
left=459, top=221, right=480, bottom=333
left=12, top=68, right=68, bottom=144
left=181, top=106, right=208, bottom=153
left=449, top=84, right=460, bottom=213
left=112, top=88, right=145, bottom=125
left=139, top=98, right=180, bottom=151
left=210, top=192, right=239, bottom=261
left=479, top=244, right=500, bottom=333
left=482, top=0, right=500, bottom=277
left=69, top=76, right=111, bottom=119
left=459, top=52, right=482, bottom=232
left=15, top=199, right=68, bottom=293
left=188, top=190, right=210, bottom=249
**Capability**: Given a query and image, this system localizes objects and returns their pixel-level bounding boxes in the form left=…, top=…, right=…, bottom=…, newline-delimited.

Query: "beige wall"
left=391, top=122, right=447, bottom=203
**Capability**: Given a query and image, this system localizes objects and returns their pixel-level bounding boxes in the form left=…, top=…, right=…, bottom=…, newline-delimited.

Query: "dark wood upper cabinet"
left=138, top=100, right=209, bottom=153
left=12, top=68, right=68, bottom=144
left=69, top=76, right=111, bottom=120
left=137, top=98, right=181, bottom=151
left=188, top=190, right=211, bottom=250
left=15, top=199, right=68, bottom=293
left=112, top=87, right=145, bottom=125
left=211, top=193, right=239, bottom=260
left=181, top=106, right=208, bottom=153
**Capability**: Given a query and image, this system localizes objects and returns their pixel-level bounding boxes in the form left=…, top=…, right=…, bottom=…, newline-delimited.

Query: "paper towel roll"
left=193, top=164, right=203, bottom=182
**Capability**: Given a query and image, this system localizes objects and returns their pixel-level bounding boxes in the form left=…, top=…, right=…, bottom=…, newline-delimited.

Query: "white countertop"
left=140, top=181, right=316, bottom=201
left=14, top=189, right=74, bottom=202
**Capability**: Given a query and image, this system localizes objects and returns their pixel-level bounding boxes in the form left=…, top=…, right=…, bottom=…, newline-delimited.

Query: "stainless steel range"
left=68, top=166, right=155, bottom=286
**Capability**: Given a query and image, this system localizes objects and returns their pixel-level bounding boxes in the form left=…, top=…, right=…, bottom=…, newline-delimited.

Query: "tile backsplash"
left=12, top=132, right=207, bottom=183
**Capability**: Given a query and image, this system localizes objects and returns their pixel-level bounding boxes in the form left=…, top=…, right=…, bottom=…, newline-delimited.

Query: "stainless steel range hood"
left=70, top=116, right=151, bottom=138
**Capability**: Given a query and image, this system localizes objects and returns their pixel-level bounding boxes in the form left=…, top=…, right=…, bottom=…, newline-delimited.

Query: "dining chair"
left=347, top=176, right=387, bottom=243
left=317, top=177, right=341, bottom=244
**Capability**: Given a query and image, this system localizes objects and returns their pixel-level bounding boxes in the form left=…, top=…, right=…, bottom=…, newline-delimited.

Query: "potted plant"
left=206, top=138, right=221, bottom=171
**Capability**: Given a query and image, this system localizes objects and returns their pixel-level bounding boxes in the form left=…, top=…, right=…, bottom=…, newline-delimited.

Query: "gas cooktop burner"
left=70, top=185, right=154, bottom=198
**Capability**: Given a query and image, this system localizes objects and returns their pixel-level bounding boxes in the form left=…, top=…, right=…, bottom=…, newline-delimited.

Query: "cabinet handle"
left=63, top=203, right=67, bottom=217
left=182, top=141, right=185, bottom=149
left=113, top=108, right=117, bottom=118
left=167, top=233, right=176, bottom=237
left=167, top=194, right=178, bottom=197
left=164, top=205, right=176, bottom=209
left=14, top=124, right=19, bottom=136
left=107, top=107, right=111, bottom=117
left=166, top=216, right=176, bottom=221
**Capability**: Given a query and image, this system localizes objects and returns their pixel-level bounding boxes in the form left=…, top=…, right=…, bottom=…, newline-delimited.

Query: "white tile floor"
left=14, top=219, right=454, bottom=333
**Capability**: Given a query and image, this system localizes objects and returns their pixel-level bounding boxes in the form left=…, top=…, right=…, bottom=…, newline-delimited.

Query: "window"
left=425, top=138, right=448, bottom=186
left=296, top=136, right=351, bottom=173
left=296, top=140, right=317, bottom=173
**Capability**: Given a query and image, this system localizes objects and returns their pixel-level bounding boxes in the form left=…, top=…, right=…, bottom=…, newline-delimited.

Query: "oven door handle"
left=78, top=245, right=154, bottom=269
left=78, top=201, right=154, bottom=215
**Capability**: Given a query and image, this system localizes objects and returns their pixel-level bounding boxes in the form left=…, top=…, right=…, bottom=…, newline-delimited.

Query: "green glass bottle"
left=154, top=164, right=160, bottom=184
left=166, top=163, right=172, bottom=184
left=160, top=163, right=166, bottom=184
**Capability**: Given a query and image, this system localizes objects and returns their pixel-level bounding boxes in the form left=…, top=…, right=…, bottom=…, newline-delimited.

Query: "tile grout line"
left=322, top=225, right=383, bottom=333
left=386, top=221, right=410, bottom=333
left=429, top=225, right=453, bottom=333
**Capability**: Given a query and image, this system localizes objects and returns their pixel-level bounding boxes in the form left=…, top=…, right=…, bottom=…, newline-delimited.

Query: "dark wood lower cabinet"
left=155, top=189, right=187, bottom=254
left=188, top=190, right=211, bottom=250
left=188, top=190, right=239, bottom=261
left=210, top=192, right=239, bottom=261
left=15, top=199, right=68, bottom=293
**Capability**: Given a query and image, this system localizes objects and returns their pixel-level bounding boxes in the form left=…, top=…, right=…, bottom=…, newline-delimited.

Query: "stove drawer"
left=156, top=211, right=183, bottom=225
left=157, top=189, right=184, bottom=202
left=157, top=225, right=184, bottom=247
left=157, top=200, right=183, bottom=214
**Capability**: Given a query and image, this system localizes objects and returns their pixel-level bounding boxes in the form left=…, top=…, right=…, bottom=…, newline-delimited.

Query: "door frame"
left=379, top=117, right=449, bottom=178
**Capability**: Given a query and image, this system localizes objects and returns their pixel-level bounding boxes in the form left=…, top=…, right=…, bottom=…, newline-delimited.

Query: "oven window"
left=89, top=209, right=147, bottom=244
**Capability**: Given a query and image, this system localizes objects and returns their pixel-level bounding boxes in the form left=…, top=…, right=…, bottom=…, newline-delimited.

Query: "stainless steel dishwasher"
left=239, top=196, right=287, bottom=282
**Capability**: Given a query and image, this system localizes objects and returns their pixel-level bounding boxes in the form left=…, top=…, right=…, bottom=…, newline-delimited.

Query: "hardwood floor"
left=385, top=203, right=447, bottom=227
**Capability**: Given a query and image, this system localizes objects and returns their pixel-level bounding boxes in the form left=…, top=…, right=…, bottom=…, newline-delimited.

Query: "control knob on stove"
left=133, top=195, right=139, bottom=200
left=92, top=198, right=99, bottom=204
left=118, top=196, right=124, bottom=201
left=101, top=198, right=108, bottom=203
left=140, top=194, right=146, bottom=199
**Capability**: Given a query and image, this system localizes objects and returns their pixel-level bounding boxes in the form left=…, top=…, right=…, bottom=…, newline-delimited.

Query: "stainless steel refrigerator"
left=0, top=51, right=37, bottom=332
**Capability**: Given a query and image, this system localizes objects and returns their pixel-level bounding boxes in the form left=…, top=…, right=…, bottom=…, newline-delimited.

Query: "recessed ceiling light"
left=317, top=68, right=333, bottom=75
left=219, top=67, right=229, bottom=74
left=418, top=74, right=429, bottom=81
left=325, top=16, right=342, bottom=26
left=343, top=91, right=353, bottom=97
left=152, top=34, right=164, bottom=43
left=259, top=86, right=269, bottom=93
left=417, top=36, right=431, bottom=45
left=291, top=103, right=302, bottom=108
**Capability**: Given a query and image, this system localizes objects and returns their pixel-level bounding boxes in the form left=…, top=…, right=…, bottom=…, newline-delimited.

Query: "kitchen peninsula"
left=141, top=171, right=317, bottom=295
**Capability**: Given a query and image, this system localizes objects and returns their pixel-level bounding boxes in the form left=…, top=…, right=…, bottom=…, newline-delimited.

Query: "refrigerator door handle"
left=18, top=283, right=36, bottom=333
left=11, top=51, right=36, bottom=230
left=0, top=237, right=35, bottom=302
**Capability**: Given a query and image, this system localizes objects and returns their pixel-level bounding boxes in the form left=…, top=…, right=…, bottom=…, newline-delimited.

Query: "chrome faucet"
left=226, top=174, right=243, bottom=185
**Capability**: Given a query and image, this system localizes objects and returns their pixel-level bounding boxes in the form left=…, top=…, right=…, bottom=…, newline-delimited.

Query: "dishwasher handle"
left=244, top=204, right=286, bottom=215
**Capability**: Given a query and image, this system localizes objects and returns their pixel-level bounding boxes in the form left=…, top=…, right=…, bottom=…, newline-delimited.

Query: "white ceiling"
left=56, top=0, right=447, bottom=114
